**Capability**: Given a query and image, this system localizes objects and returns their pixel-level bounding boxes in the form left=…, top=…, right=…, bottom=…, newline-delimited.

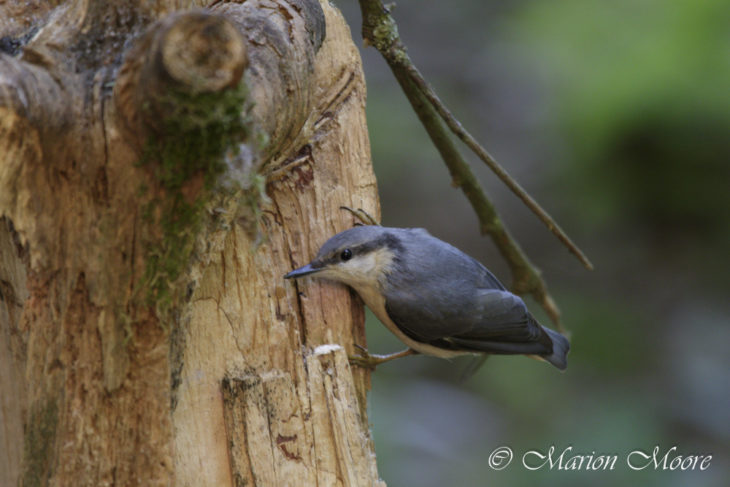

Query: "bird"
left=284, top=225, right=569, bottom=370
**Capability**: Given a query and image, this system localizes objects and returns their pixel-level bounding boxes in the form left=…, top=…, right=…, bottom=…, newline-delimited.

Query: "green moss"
left=138, top=82, right=251, bottom=317
left=369, top=10, right=400, bottom=52
left=23, top=398, right=59, bottom=487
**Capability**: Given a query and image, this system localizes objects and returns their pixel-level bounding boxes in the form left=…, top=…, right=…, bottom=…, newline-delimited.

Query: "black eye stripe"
left=322, top=233, right=403, bottom=266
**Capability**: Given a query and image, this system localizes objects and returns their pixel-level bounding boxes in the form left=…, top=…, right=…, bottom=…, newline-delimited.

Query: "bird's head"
left=284, top=225, right=403, bottom=290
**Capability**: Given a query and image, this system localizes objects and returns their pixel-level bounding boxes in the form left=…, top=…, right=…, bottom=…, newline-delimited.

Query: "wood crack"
left=314, top=69, right=357, bottom=131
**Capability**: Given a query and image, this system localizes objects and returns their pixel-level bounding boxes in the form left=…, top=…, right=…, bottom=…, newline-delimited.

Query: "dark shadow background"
left=336, top=0, right=729, bottom=485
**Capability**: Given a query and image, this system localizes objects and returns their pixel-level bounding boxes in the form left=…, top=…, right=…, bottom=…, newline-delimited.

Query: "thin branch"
left=357, top=0, right=592, bottom=271
left=358, top=0, right=574, bottom=329
left=395, top=70, right=562, bottom=327
left=403, top=64, right=593, bottom=271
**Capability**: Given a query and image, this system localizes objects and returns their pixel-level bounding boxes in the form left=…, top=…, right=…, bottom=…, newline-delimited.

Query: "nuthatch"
left=285, top=225, right=569, bottom=370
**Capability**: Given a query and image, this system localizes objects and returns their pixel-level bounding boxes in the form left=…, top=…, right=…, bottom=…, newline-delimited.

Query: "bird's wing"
left=384, top=287, right=552, bottom=354
left=383, top=230, right=553, bottom=354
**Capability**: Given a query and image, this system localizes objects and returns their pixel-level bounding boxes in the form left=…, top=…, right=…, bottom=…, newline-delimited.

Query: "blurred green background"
left=336, top=0, right=729, bottom=485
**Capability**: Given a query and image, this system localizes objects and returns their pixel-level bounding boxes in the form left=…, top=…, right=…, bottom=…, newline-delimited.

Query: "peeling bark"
left=0, top=0, right=383, bottom=485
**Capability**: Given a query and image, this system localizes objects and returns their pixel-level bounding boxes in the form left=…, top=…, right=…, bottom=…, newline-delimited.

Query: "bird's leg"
left=339, top=206, right=380, bottom=226
left=349, top=344, right=418, bottom=368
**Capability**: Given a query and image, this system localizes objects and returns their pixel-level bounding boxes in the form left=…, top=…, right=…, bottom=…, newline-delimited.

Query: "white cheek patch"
left=346, top=253, right=377, bottom=274
left=315, top=247, right=396, bottom=289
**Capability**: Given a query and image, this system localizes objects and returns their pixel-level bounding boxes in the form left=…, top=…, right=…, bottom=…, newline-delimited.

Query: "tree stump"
left=0, top=0, right=384, bottom=485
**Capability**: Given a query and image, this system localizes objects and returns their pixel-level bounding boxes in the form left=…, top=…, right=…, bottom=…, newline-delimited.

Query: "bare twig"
left=403, top=64, right=593, bottom=271
left=358, top=0, right=592, bottom=271
left=394, top=70, right=562, bottom=327
left=357, top=0, right=586, bottom=329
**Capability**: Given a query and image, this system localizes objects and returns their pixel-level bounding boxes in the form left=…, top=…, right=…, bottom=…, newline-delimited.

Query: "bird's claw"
left=339, top=206, right=380, bottom=226
left=348, top=353, right=380, bottom=369
left=348, top=346, right=417, bottom=369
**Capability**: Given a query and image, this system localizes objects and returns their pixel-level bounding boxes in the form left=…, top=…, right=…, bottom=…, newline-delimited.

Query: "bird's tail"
left=540, top=327, right=570, bottom=370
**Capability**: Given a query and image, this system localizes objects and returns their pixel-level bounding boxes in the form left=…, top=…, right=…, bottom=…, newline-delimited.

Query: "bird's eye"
left=340, top=249, right=353, bottom=261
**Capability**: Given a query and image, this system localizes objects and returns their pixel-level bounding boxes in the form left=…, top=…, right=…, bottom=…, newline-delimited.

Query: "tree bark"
left=0, top=1, right=383, bottom=486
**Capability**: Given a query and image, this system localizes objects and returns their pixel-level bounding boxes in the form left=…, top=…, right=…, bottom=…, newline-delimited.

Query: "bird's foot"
left=339, top=206, right=380, bottom=226
left=349, top=345, right=417, bottom=369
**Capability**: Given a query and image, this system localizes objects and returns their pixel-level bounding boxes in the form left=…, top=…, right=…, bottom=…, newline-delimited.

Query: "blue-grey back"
left=381, top=227, right=504, bottom=291
left=380, top=227, right=532, bottom=342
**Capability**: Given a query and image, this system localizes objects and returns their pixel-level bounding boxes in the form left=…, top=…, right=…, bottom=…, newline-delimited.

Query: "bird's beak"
left=284, top=263, right=321, bottom=279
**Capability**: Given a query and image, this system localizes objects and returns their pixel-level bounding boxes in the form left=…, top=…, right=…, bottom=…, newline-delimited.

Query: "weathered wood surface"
left=0, top=0, right=384, bottom=485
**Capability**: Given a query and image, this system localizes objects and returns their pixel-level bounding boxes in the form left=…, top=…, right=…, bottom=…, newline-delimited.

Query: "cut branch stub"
left=0, top=53, right=69, bottom=153
left=114, top=10, right=253, bottom=314
left=115, top=10, right=248, bottom=136
left=212, top=0, right=326, bottom=165
left=159, top=13, right=247, bottom=94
